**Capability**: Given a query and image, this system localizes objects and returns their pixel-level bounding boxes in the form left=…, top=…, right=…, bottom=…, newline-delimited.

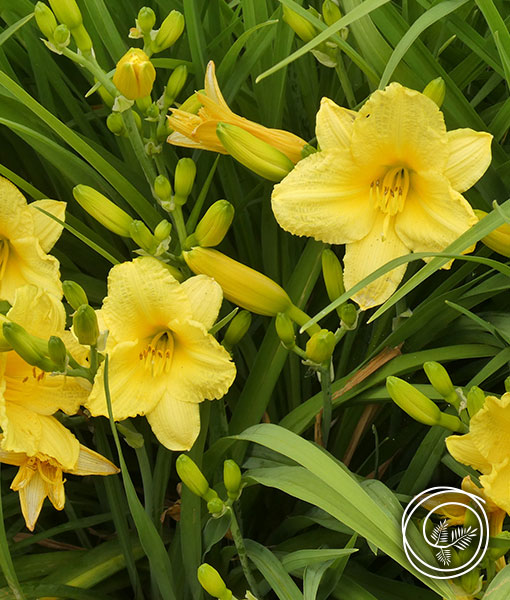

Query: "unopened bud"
left=96, top=81, right=115, bottom=108
left=216, top=123, right=293, bottom=182
left=71, top=24, right=92, bottom=54
left=177, top=91, right=203, bottom=114
left=176, top=455, right=218, bottom=501
left=73, top=304, right=99, bottom=346
left=423, top=361, right=455, bottom=398
left=154, top=219, right=172, bottom=242
left=174, top=158, right=196, bottom=206
left=339, top=303, right=357, bottom=329
left=276, top=312, right=295, bottom=349
left=282, top=6, right=316, bottom=42
left=467, top=386, right=485, bottom=417
left=475, top=209, right=510, bottom=257
left=223, top=459, right=242, bottom=500
left=321, top=249, right=344, bottom=317
left=145, top=102, right=159, bottom=120
left=223, top=311, right=251, bottom=350
left=184, top=248, right=292, bottom=316
left=34, top=2, right=58, bottom=40
left=207, top=497, right=224, bottom=515
left=2, top=322, right=54, bottom=371
left=107, top=112, right=126, bottom=136
left=113, top=48, right=156, bottom=101
left=129, top=220, right=157, bottom=253
left=306, top=329, right=335, bottom=363
left=154, top=174, right=173, bottom=203
left=422, top=77, right=446, bottom=108
left=0, top=315, right=10, bottom=351
left=137, top=7, right=156, bottom=34
left=164, top=65, right=187, bottom=105
left=63, top=280, right=88, bottom=310
left=322, top=0, right=342, bottom=26
left=73, top=185, right=133, bottom=237
left=194, top=200, right=234, bottom=248
left=49, top=0, right=82, bottom=29
left=48, top=336, right=67, bottom=370
left=197, top=564, right=232, bottom=600
left=151, top=10, right=185, bottom=53
left=53, top=23, right=70, bottom=47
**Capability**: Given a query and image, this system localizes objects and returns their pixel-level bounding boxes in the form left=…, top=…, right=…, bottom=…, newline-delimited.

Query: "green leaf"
left=484, top=564, right=510, bottom=599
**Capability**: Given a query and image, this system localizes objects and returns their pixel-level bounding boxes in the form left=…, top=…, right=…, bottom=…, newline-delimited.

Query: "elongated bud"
left=216, top=123, right=293, bottom=182
left=113, top=48, right=156, bottom=101
left=340, top=303, right=357, bottom=329
left=193, top=200, right=234, bottom=248
left=48, top=336, right=67, bottom=370
left=73, top=185, right=133, bottom=237
left=423, top=361, right=454, bottom=398
left=53, top=23, right=70, bottom=47
left=322, top=249, right=344, bottom=317
left=276, top=312, right=295, bottom=349
left=137, top=7, right=156, bottom=34
left=306, top=329, right=335, bottom=363
left=73, top=304, right=99, bottom=346
left=176, top=455, right=218, bottom=502
left=223, top=459, right=242, bottom=501
left=282, top=6, right=316, bottom=42
left=34, top=2, right=58, bottom=40
left=106, top=112, right=126, bottom=136
left=154, top=219, right=172, bottom=242
left=164, top=65, right=187, bottom=105
left=197, top=564, right=232, bottom=600
left=177, top=91, right=203, bottom=114
left=96, top=81, right=114, bottom=108
left=2, top=322, right=54, bottom=371
left=422, top=77, right=446, bottom=108
left=467, top=386, right=485, bottom=417
left=223, top=311, right=251, bottom=350
left=386, top=376, right=465, bottom=432
left=174, top=158, right=196, bottom=206
left=151, top=10, right=185, bottom=53
left=63, top=280, right=88, bottom=310
left=0, top=315, right=11, bottom=351
left=154, top=175, right=173, bottom=205
left=184, top=247, right=292, bottom=316
left=129, top=220, right=157, bottom=253
left=49, top=0, right=82, bottom=29
left=322, top=0, right=342, bottom=26
left=71, top=24, right=92, bottom=54
left=144, top=102, right=159, bottom=120
left=475, top=209, right=510, bottom=257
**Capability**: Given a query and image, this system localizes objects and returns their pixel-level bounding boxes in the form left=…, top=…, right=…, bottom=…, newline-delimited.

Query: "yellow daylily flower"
left=272, top=84, right=493, bottom=309
left=0, top=177, right=65, bottom=303
left=113, top=48, right=156, bottom=100
left=167, top=61, right=307, bottom=163
left=0, top=438, right=119, bottom=531
left=85, top=257, right=236, bottom=451
left=446, top=394, right=510, bottom=515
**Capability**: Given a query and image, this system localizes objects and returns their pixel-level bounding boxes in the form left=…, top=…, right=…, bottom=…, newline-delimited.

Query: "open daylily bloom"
left=0, top=176, right=65, bottom=303
left=272, top=83, right=493, bottom=309
left=85, top=257, right=236, bottom=451
left=0, top=439, right=119, bottom=531
left=447, top=394, right=510, bottom=515
left=167, top=61, right=307, bottom=163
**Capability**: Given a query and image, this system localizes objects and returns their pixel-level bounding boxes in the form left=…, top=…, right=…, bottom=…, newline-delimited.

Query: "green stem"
left=229, top=507, right=260, bottom=598
left=320, top=363, right=332, bottom=447
left=172, top=206, right=188, bottom=248
left=123, top=109, right=158, bottom=188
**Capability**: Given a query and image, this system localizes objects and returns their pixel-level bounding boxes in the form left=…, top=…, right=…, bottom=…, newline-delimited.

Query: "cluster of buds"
left=63, top=280, right=100, bottom=347
left=153, top=159, right=196, bottom=212
left=197, top=563, right=258, bottom=600
left=2, top=321, right=65, bottom=373
left=129, top=6, right=184, bottom=56
left=34, top=0, right=93, bottom=55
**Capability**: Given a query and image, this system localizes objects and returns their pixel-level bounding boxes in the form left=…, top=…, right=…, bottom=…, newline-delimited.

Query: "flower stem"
left=122, top=109, right=158, bottom=188
left=172, top=206, right=188, bottom=248
left=228, top=506, right=260, bottom=598
left=320, top=362, right=332, bottom=447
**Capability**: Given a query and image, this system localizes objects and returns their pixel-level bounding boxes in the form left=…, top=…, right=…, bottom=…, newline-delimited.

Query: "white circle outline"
left=401, top=486, right=489, bottom=580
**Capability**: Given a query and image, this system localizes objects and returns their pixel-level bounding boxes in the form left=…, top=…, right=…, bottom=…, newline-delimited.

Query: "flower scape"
left=0, top=1, right=510, bottom=599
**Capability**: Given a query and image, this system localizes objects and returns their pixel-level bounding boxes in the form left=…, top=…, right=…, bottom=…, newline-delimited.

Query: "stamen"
left=370, top=167, right=409, bottom=216
left=141, top=331, right=174, bottom=377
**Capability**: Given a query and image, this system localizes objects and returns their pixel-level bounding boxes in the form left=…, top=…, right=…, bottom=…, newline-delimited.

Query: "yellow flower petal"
left=45, top=466, right=65, bottom=510
left=445, top=432, right=492, bottom=474
left=316, top=97, right=356, bottom=150
left=469, top=394, right=510, bottom=466
left=343, top=212, right=408, bottom=310
left=444, top=128, right=493, bottom=193
left=0, top=448, right=26, bottom=466
left=69, top=444, right=119, bottom=476
left=18, top=468, right=47, bottom=531
left=181, top=275, right=223, bottom=330
left=480, top=458, right=510, bottom=515
left=167, top=129, right=216, bottom=151
left=101, top=257, right=192, bottom=342
left=0, top=176, right=33, bottom=240
left=351, top=82, right=448, bottom=173
left=191, top=121, right=227, bottom=153
left=272, top=149, right=377, bottom=244
left=204, top=60, right=230, bottom=109
left=7, top=284, right=65, bottom=339
left=146, top=396, right=200, bottom=450
left=395, top=172, right=477, bottom=257
left=27, top=200, right=66, bottom=253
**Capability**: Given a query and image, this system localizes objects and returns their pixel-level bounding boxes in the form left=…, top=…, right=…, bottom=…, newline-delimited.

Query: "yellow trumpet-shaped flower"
left=272, top=84, right=493, bottom=309
left=0, top=177, right=65, bottom=303
left=0, top=439, right=118, bottom=531
left=113, top=48, right=156, bottom=100
left=85, top=257, right=236, bottom=451
left=167, top=61, right=307, bottom=163
left=446, top=393, right=510, bottom=515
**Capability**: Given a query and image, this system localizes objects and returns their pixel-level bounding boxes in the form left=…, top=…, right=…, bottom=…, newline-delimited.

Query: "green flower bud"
left=207, top=497, right=225, bottom=515
left=96, top=81, right=115, bottom=108
left=53, top=23, right=70, bottom=47
left=49, top=0, right=82, bottom=29
left=322, top=0, right=342, bottom=26
left=321, top=249, right=344, bottom=317
left=116, top=422, right=145, bottom=448
left=129, top=220, right=157, bottom=253
left=63, top=280, right=88, bottom=310
left=2, top=322, right=54, bottom=371
left=223, top=459, right=242, bottom=500
left=164, top=64, right=188, bottom=106
left=154, top=174, right=173, bottom=203
left=73, top=304, right=99, bottom=346
left=339, top=303, right=357, bottom=329
left=423, top=361, right=455, bottom=398
left=422, top=77, right=446, bottom=108
left=306, top=329, right=336, bottom=363
left=71, top=23, right=92, bottom=54
left=145, top=102, right=160, bottom=121
left=136, top=95, right=152, bottom=114
left=137, top=7, right=156, bottom=34
left=459, top=568, right=481, bottom=596
left=216, top=123, right=293, bottom=182
left=73, top=185, right=133, bottom=237
left=174, top=158, right=196, bottom=206
left=275, top=312, right=295, bottom=349
left=194, top=200, right=234, bottom=248
left=178, top=90, right=203, bottom=114
left=0, top=315, right=11, bottom=351
left=106, top=112, right=126, bottom=136
left=154, top=219, right=172, bottom=242
left=282, top=6, right=316, bottom=42
left=467, top=386, right=485, bottom=418
left=197, top=564, right=232, bottom=600
left=47, top=336, right=67, bottom=370
left=151, top=10, right=185, bottom=54
left=176, top=454, right=211, bottom=498
left=223, top=311, right=251, bottom=350
left=34, top=2, right=58, bottom=40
